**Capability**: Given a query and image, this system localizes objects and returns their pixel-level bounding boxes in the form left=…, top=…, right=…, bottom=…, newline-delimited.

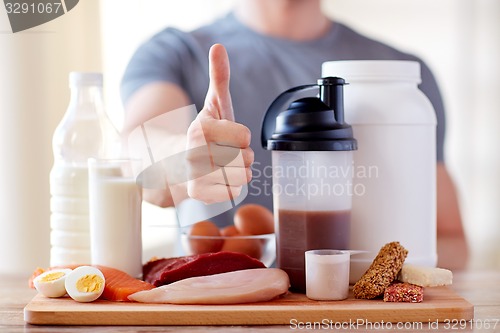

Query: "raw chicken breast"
left=128, top=268, right=290, bottom=304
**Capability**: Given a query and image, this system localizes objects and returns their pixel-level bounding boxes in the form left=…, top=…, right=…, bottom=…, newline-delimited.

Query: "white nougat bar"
left=398, top=264, right=453, bottom=287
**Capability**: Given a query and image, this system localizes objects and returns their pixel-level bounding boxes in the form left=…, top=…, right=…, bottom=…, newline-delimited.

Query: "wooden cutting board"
left=24, top=287, right=473, bottom=326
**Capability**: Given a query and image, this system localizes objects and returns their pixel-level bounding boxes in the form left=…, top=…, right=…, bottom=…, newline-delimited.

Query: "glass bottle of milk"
left=49, top=72, right=119, bottom=266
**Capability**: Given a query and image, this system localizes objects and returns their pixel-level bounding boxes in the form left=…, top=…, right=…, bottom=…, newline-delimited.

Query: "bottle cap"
left=265, top=77, right=357, bottom=151
left=69, top=72, right=103, bottom=87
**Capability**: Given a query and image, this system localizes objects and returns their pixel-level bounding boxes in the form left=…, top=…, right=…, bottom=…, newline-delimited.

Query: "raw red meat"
left=143, top=251, right=266, bottom=286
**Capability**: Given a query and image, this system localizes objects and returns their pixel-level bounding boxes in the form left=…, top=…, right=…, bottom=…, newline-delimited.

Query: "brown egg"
left=220, top=225, right=239, bottom=237
left=234, top=204, right=274, bottom=235
left=188, top=220, right=223, bottom=254
left=221, top=236, right=263, bottom=260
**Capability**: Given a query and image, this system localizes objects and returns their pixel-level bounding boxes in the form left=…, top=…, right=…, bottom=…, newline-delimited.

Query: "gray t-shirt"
left=121, top=13, right=445, bottom=226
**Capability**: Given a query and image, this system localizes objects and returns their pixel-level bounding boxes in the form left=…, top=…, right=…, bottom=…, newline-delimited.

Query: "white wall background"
left=0, top=0, right=102, bottom=275
left=0, top=0, right=498, bottom=275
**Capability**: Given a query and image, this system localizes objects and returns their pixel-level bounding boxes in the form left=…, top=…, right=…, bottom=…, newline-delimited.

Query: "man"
left=121, top=0, right=467, bottom=268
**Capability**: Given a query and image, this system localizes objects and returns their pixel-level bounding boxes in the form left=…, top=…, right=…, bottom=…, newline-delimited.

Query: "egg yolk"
left=40, top=271, right=65, bottom=282
left=76, top=274, right=104, bottom=293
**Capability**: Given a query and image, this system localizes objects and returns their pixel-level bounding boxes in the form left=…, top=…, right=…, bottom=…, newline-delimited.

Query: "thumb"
left=205, top=44, right=235, bottom=121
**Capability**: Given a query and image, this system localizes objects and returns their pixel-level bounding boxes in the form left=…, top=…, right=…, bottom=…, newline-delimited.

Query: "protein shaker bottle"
left=261, top=77, right=357, bottom=292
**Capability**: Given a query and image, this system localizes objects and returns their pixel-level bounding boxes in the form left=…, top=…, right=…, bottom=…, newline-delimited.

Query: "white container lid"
left=69, top=72, right=103, bottom=86
left=322, top=60, right=421, bottom=84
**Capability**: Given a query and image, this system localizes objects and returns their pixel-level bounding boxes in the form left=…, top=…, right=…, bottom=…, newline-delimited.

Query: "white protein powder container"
left=322, top=61, right=437, bottom=283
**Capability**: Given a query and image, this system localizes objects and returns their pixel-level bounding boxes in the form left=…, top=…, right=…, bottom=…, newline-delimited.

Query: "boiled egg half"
left=64, top=266, right=105, bottom=302
left=33, top=268, right=72, bottom=298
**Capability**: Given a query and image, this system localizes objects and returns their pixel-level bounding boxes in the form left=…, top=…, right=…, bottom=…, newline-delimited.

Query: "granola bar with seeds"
left=353, top=241, right=408, bottom=299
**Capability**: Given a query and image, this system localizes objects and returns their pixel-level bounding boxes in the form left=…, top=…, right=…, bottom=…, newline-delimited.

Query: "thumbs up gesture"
left=185, top=44, right=254, bottom=204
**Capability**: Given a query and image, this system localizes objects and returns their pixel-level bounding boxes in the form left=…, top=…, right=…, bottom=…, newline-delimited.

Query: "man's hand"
left=185, top=44, right=254, bottom=204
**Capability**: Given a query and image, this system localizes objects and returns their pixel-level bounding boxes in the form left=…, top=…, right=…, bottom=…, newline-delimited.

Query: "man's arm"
left=436, top=162, right=468, bottom=270
left=122, top=82, right=192, bottom=208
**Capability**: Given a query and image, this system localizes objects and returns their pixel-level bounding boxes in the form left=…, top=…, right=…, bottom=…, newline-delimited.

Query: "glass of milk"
left=88, top=159, right=143, bottom=277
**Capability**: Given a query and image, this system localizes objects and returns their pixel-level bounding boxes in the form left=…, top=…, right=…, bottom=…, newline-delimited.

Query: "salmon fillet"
left=129, top=268, right=290, bottom=304
left=95, top=265, right=154, bottom=301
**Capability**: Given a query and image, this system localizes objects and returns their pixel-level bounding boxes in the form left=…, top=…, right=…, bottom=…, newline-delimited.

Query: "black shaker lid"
left=265, top=77, right=357, bottom=151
